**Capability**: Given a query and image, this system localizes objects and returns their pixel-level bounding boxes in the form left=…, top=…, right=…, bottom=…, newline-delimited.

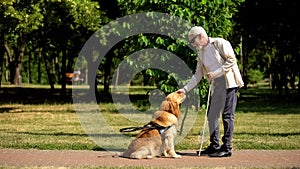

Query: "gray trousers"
left=208, top=76, right=238, bottom=151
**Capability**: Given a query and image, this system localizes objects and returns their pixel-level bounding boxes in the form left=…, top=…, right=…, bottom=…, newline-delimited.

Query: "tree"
left=1, top=0, right=103, bottom=91
left=1, top=0, right=43, bottom=85
left=96, top=0, right=244, bottom=106
left=234, top=0, right=300, bottom=95
left=39, top=0, right=103, bottom=91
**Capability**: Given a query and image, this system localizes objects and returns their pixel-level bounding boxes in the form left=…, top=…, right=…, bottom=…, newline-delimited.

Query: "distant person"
left=73, top=68, right=83, bottom=84
left=177, top=26, right=244, bottom=157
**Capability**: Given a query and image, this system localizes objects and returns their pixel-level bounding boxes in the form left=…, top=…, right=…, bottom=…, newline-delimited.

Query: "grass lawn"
left=0, top=84, right=299, bottom=151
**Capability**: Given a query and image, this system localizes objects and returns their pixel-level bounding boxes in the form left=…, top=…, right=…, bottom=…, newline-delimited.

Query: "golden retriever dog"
left=121, top=91, right=185, bottom=159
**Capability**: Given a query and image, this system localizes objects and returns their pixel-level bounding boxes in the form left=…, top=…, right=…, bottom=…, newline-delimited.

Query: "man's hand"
left=207, top=68, right=224, bottom=80
left=207, top=72, right=216, bottom=80
left=177, top=88, right=187, bottom=94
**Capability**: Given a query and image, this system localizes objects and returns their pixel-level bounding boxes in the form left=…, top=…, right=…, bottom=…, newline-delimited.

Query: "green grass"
left=0, top=104, right=100, bottom=150
left=0, top=84, right=299, bottom=151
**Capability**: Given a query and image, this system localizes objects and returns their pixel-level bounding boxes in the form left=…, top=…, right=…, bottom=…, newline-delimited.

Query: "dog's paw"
left=130, top=154, right=143, bottom=159
left=162, top=152, right=169, bottom=157
left=171, top=154, right=182, bottom=158
left=146, top=155, right=153, bottom=159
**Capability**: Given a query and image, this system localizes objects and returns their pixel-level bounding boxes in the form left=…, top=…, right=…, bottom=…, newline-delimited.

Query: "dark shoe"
left=196, top=146, right=219, bottom=156
left=209, top=150, right=232, bottom=157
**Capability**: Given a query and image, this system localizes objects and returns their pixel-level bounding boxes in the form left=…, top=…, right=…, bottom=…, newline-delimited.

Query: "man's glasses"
left=189, top=34, right=201, bottom=44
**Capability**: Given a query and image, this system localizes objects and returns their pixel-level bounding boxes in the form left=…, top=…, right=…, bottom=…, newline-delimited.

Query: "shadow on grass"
left=0, top=106, right=76, bottom=114
left=1, top=86, right=299, bottom=115
left=5, top=131, right=125, bottom=151
left=0, top=107, right=16, bottom=113
left=0, top=87, right=74, bottom=104
left=0, top=87, right=150, bottom=105
left=237, top=88, right=300, bottom=114
left=234, top=132, right=300, bottom=137
left=189, top=131, right=300, bottom=137
left=7, top=131, right=128, bottom=138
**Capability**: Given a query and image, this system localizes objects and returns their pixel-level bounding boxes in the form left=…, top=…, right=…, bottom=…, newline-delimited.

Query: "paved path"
left=1, top=149, right=300, bottom=168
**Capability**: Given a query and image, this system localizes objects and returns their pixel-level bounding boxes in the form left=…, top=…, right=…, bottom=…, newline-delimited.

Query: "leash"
left=120, top=122, right=171, bottom=135
left=119, top=126, right=144, bottom=132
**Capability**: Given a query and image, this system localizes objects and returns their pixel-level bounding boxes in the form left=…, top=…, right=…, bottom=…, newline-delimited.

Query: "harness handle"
left=119, top=122, right=167, bottom=133
left=119, top=126, right=144, bottom=132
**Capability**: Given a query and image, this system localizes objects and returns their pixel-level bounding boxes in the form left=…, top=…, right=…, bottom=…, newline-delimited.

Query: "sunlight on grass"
left=0, top=104, right=98, bottom=150
left=0, top=85, right=300, bottom=151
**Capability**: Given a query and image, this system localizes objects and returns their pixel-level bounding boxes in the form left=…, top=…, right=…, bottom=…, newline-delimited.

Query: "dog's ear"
left=159, top=100, right=171, bottom=111
left=171, top=102, right=180, bottom=118
left=166, top=94, right=174, bottom=102
left=159, top=99, right=180, bottom=119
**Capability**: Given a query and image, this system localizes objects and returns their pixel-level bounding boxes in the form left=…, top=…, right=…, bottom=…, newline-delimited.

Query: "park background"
left=1, top=0, right=300, bottom=153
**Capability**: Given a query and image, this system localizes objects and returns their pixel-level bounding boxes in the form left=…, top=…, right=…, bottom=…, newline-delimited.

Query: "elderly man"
left=178, top=26, right=244, bottom=157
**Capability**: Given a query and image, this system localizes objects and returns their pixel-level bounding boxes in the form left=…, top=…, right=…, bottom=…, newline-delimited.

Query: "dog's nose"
left=176, top=91, right=184, bottom=94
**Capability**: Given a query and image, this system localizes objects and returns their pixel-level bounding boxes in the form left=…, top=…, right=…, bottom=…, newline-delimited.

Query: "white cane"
left=198, top=81, right=213, bottom=156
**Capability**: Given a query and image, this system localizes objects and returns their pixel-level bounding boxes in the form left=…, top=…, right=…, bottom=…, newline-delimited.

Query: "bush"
left=248, top=69, right=264, bottom=84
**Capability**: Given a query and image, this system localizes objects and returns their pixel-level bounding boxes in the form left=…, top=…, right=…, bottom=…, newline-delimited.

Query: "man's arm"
left=181, top=56, right=203, bottom=93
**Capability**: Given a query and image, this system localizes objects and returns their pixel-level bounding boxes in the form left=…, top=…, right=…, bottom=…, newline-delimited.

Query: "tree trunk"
left=27, top=53, right=32, bottom=83
left=61, top=49, right=67, bottom=95
left=11, top=44, right=25, bottom=86
left=298, top=73, right=300, bottom=94
left=103, top=55, right=112, bottom=93
left=0, top=33, right=5, bottom=88
left=42, top=49, right=55, bottom=90
left=269, top=74, right=272, bottom=89
left=13, top=61, right=22, bottom=86
left=37, top=48, right=42, bottom=84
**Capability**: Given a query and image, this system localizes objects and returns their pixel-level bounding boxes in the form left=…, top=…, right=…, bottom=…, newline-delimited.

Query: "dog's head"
left=166, top=91, right=186, bottom=104
left=159, top=92, right=186, bottom=118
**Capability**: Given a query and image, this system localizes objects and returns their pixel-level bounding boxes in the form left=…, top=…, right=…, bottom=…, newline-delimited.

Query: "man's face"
left=189, top=34, right=208, bottom=48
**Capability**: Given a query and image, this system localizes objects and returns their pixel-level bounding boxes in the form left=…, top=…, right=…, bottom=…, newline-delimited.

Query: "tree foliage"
left=0, top=0, right=103, bottom=89
left=1, top=0, right=43, bottom=85
left=234, top=0, right=300, bottom=95
left=109, top=0, right=244, bottom=106
left=1, top=0, right=298, bottom=104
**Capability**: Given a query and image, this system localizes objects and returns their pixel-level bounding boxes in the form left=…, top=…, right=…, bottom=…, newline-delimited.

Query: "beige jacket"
left=184, top=37, right=244, bottom=92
